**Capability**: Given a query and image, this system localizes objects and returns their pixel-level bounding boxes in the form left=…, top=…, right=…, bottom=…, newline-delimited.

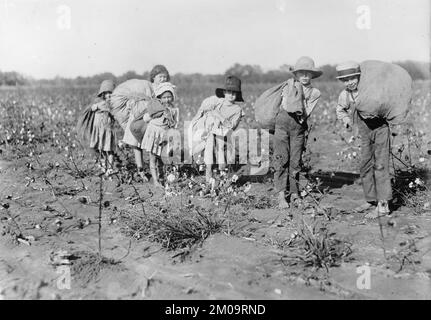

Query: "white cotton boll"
left=167, top=173, right=176, bottom=183
left=414, top=178, right=424, bottom=186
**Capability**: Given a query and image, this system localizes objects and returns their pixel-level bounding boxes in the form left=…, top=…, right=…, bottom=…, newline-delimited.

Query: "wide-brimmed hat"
left=336, top=61, right=361, bottom=79
left=97, top=80, right=115, bottom=97
left=154, top=82, right=177, bottom=101
left=291, top=56, right=322, bottom=79
left=215, top=75, right=244, bottom=102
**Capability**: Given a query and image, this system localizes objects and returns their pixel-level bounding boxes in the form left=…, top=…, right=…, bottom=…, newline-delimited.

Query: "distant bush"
left=0, top=60, right=429, bottom=87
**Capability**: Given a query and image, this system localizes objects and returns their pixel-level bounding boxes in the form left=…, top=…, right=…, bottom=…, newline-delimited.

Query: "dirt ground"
left=1, top=125, right=431, bottom=300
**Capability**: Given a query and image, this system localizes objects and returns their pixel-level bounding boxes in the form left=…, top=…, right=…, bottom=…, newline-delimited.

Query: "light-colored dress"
left=89, top=100, right=117, bottom=152
left=189, top=96, right=244, bottom=164
left=141, top=106, right=179, bottom=156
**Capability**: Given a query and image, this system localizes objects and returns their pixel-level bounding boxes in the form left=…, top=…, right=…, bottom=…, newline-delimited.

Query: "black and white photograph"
left=0, top=0, right=430, bottom=304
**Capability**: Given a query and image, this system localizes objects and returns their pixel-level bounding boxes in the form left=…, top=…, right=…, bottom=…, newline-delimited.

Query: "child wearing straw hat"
left=89, top=79, right=117, bottom=175
left=273, top=56, right=322, bottom=209
left=190, top=75, right=245, bottom=183
left=335, top=61, right=391, bottom=217
left=141, top=82, right=179, bottom=188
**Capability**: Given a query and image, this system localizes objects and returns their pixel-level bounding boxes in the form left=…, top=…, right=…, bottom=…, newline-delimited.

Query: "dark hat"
left=215, top=75, right=244, bottom=102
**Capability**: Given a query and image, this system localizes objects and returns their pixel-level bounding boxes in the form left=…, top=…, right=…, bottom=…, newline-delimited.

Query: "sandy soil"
left=1, top=127, right=431, bottom=300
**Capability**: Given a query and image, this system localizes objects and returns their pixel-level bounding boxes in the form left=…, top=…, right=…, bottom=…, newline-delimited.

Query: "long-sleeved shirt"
left=281, top=80, right=321, bottom=122
left=336, top=89, right=359, bottom=122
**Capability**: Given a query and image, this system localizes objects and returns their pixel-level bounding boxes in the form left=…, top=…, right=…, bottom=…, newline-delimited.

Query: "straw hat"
left=291, top=56, right=322, bottom=79
left=97, top=80, right=115, bottom=97
left=215, top=75, right=244, bottom=102
left=336, top=61, right=361, bottom=79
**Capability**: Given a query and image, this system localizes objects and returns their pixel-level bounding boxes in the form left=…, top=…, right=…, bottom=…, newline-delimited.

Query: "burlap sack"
left=356, top=60, right=413, bottom=124
left=130, top=119, right=147, bottom=142
left=129, top=99, right=165, bottom=141
left=254, top=80, right=287, bottom=130
left=110, top=79, right=154, bottom=129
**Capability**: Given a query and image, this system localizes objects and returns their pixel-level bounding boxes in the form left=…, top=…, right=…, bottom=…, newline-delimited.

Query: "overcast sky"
left=0, top=0, right=429, bottom=79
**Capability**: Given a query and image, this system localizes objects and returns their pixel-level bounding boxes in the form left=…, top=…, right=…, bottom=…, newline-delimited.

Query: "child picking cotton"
left=190, top=75, right=245, bottom=183
left=335, top=61, right=392, bottom=217
left=273, top=57, right=322, bottom=209
left=85, top=80, right=117, bottom=175
left=141, top=82, right=179, bottom=188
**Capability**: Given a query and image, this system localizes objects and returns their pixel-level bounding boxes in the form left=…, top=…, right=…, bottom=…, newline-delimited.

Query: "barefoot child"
left=141, top=82, right=179, bottom=188
left=273, top=57, right=322, bottom=209
left=191, top=76, right=245, bottom=183
left=89, top=80, right=117, bottom=175
left=335, top=61, right=391, bottom=217
left=121, top=65, right=170, bottom=181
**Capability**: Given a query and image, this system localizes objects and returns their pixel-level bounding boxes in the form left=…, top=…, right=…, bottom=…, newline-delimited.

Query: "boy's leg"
left=273, top=111, right=290, bottom=208
left=373, top=124, right=392, bottom=210
left=358, top=118, right=377, bottom=203
left=288, top=121, right=306, bottom=199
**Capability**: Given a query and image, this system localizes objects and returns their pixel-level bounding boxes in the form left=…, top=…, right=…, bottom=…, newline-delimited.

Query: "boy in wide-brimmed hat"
left=335, top=61, right=391, bottom=217
left=274, top=56, right=322, bottom=209
left=190, top=75, right=245, bottom=183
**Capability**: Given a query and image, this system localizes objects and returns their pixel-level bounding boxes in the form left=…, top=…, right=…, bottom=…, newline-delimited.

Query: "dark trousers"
left=357, top=116, right=392, bottom=202
left=273, top=110, right=307, bottom=195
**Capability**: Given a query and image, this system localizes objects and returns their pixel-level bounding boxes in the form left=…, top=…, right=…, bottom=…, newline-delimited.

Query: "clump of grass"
left=392, top=168, right=430, bottom=214
left=281, top=217, right=353, bottom=272
left=69, top=251, right=124, bottom=287
left=120, top=205, right=225, bottom=258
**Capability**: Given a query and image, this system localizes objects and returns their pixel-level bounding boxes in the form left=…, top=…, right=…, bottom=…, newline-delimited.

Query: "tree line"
left=0, top=60, right=429, bottom=87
